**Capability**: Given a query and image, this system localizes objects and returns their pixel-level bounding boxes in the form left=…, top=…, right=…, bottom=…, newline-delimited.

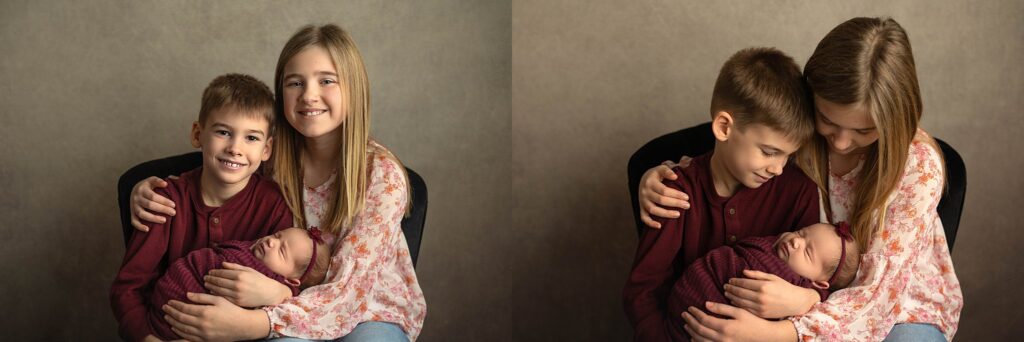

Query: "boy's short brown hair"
left=198, top=73, right=275, bottom=134
left=710, top=47, right=814, bottom=143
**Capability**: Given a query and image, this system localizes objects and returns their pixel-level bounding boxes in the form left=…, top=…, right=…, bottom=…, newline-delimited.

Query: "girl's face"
left=813, top=95, right=879, bottom=156
left=281, top=46, right=348, bottom=140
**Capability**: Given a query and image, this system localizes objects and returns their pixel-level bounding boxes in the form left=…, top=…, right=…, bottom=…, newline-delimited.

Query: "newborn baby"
left=147, top=227, right=331, bottom=341
left=666, top=222, right=860, bottom=341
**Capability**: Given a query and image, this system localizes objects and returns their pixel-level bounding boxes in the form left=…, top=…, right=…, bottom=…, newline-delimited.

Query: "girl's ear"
left=190, top=121, right=203, bottom=148
left=811, top=280, right=830, bottom=290
left=284, top=277, right=301, bottom=287
left=711, top=111, right=734, bottom=142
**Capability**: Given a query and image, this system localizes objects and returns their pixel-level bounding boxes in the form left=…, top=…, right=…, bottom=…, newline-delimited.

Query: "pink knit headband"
left=300, top=228, right=324, bottom=282
left=827, top=222, right=854, bottom=286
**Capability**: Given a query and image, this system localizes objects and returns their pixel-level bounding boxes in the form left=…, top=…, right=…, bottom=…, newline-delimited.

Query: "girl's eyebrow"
left=283, top=71, right=338, bottom=79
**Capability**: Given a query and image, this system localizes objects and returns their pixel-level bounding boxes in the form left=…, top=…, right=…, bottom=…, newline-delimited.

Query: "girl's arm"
left=203, top=262, right=294, bottom=307
left=263, top=154, right=425, bottom=340
left=723, top=270, right=821, bottom=319
left=130, top=176, right=176, bottom=231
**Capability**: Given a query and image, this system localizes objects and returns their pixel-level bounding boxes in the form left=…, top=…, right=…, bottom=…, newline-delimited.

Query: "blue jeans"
left=883, top=323, right=946, bottom=342
left=268, top=321, right=409, bottom=342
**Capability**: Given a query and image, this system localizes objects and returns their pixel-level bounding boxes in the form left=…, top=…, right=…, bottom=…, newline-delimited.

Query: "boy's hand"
left=724, top=270, right=819, bottom=319
left=131, top=176, right=176, bottom=232
left=639, top=156, right=694, bottom=229
left=681, top=301, right=796, bottom=342
left=163, top=292, right=269, bottom=341
left=205, top=262, right=292, bottom=307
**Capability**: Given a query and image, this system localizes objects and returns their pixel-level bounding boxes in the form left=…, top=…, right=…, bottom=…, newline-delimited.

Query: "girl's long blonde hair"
left=269, top=24, right=372, bottom=234
left=797, top=17, right=941, bottom=251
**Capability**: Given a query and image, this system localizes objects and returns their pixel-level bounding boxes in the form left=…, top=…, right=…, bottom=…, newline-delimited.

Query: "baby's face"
left=774, top=223, right=842, bottom=283
left=251, top=227, right=313, bottom=280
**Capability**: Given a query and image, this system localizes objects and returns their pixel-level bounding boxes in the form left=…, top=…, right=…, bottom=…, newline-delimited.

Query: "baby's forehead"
left=804, top=223, right=836, bottom=235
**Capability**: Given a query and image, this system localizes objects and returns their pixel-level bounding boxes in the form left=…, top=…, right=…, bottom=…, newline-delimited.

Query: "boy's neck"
left=709, top=147, right=741, bottom=198
left=198, top=171, right=250, bottom=207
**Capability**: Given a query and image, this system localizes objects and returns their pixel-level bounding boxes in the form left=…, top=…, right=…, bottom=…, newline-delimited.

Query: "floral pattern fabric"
left=263, top=140, right=426, bottom=340
left=790, top=129, right=963, bottom=341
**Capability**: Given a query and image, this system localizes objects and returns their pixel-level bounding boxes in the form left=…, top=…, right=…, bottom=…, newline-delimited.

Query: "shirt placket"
left=209, top=210, right=223, bottom=246
left=723, top=198, right=740, bottom=245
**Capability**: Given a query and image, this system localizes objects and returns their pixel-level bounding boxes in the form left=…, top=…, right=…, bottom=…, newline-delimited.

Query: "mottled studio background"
left=1, top=0, right=1021, bottom=340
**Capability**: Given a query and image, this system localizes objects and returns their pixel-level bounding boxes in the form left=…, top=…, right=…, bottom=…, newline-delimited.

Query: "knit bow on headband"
left=300, top=228, right=325, bottom=281
left=826, top=221, right=854, bottom=286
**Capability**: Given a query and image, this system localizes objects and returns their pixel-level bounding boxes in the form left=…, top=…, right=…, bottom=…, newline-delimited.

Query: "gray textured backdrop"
left=1, top=0, right=1021, bottom=341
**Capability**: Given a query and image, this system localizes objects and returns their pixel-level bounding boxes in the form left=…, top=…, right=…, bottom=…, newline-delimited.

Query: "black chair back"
left=627, top=122, right=965, bottom=252
left=117, top=152, right=428, bottom=266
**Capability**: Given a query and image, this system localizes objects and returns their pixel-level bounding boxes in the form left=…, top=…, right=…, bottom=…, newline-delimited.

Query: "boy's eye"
left=215, top=130, right=230, bottom=136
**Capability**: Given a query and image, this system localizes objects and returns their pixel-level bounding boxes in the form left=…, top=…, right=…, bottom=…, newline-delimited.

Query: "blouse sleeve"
left=263, top=154, right=426, bottom=340
left=789, top=136, right=963, bottom=341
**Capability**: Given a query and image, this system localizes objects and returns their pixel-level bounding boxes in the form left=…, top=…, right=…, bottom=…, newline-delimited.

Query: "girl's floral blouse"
left=790, top=129, right=962, bottom=341
left=263, top=140, right=426, bottom=340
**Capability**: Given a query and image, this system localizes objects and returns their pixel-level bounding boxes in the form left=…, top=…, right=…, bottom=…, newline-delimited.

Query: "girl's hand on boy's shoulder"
left=130, top=176, right=176, bottom=232
left=638, top=157, right=694, bottom=229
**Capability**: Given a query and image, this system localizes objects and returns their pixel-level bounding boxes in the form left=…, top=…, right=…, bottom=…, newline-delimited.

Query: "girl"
left=636, top=17, right=961, bottom=341
left=129, top=25, right=425, bottom=341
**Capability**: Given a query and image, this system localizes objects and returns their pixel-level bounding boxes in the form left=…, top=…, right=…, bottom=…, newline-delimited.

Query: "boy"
left=110, top=74, right=294, bottom=342
left=666, top=223, right=860, bottom=341
left=623, top=47, right=821, bottom=342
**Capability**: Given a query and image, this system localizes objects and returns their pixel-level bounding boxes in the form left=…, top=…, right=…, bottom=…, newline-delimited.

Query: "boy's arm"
left=623, top=171, right=689, bottom=342
left=111, top=190, right=174, bottom=342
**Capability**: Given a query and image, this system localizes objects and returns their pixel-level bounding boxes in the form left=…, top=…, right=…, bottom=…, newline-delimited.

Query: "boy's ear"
left=711, top=111, right=734, bottom=142
left=262, top=137, right=273, bottom=161
left=284, top=277, right=301, bottom=287
left=190, top=121, right=202, bottom=148
left=811, top=280, right=830, bottom=290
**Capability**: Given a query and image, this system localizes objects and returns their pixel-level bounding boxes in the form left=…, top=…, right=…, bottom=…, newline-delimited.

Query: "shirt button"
left=728, top=208, right=736, bottom=215
left=728, top=235, right=737, bottom=243
left=212, top=217, right=220, bottom=224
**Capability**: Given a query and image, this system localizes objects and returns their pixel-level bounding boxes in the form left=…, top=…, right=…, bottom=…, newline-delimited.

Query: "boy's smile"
left=190, top=107, right=272, bottom=206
